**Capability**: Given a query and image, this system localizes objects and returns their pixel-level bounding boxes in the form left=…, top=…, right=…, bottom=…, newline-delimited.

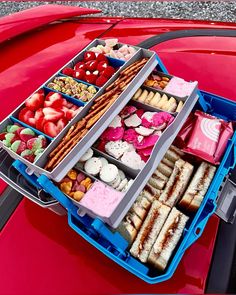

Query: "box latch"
left=215, top=166, right=236, bottom=224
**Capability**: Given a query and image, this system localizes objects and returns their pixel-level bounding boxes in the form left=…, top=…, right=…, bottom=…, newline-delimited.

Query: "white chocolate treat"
left=100, top=164, right=119, bottom=183
left=79, top=148, right=93, bottom=162
left=84, top=157, right=102, bottom=175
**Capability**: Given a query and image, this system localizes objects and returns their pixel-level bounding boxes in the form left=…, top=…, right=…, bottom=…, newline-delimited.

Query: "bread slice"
left=130, top=200, right=171, bottom=263
left=125, top=212, right=143, bottom=230
left=148, top=207, right=189, bottom=271
left=148, top=175, right=166, bottom=190
left=136, top=193, right=152, bottom=210
left=130, top=202, right=148, bottom=220
left=159, top=159, right=194, bottom=207
left=153, top=169, right=169, bottom=183
left=178, top=162, right=216, bottom=212
left=117, top=221, right=137, bottom=246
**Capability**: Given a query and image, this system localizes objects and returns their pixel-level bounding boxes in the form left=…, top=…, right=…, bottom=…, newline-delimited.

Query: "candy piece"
left=133, top=88, right=142, bottom=100
left=101, top=127, right=124, bottom=141
left=152, top=112, right=174, bottom=128
left=117, top=178, right=128, bottom=191
left=100, top=164, right=119, bottom=183
left=60, top=181, right=73, bottom=195
left=136, top=109, right=145, bottom=118
left=105, top=141, right=130, bottom=159
left=34, top=148, right=44, bottom=156
left=79, top=148, right=94, bottom=162
left=72, top=191, right=85, bottom=201
left=67, top=169, right=77, bottom=180
left=164, top=77, right=197, bottom=97
left=27, top=136, right=46, bottom=151
left=72, top=182, right=86, bottom=193
left=5, top=133, right=19, bottom=144
left=96, top=53, right=108, bottom=63
left=124, top=114, right=142, bottom=127
left=7, top=125, right=20, bottom=133
left=137, top=150, right=149, bottom=162
left=134, top=134, right=159, bottom=150
left=135, top=126, right=154, bottom=136
left=120, top=106, right=137, bottom=118
left=99, top=157, right=108, bottom=167
left=77, top=172, right=86, bottom=183
left=0, top=132, right=7, bottom=141
left=123, top=129, right=138, bottom=144
left=141, top=112, right=156, bottom=128
left=2, top=140, right=11, bottom=147
left=59, top=177, right=72, bottom=183
left=84, top=157, right=102, bottom=175
left=11, top=140, right=26, bottom=154
left=110, top=174, right=121, bottom=189
left=21, top=149, right=35, bottom=162
left=80, top=177, right=92, bottom=189
left=19, top=128, right=35, bottom=142
left=105, top=38, right=118, bottom=47
left=121, top=151, right=145, bottom=170
left=109, top=115, right=122, bottom=128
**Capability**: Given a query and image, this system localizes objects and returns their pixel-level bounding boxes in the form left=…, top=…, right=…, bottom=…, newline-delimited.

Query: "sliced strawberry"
left=70, top=105, right=78, bottom=111
left=65, top=109, right=75, bottom=121
left=43, top=107, right=64, bottom=122
left=65, top=101, right=74, bottom=109
left=96, top=53, right=108, bottom=63
left=36, top=117, right=46, bottom=132
left=19, top=108, right=36, bottom=127
left=57, top=118, right=67, bottom=132
left=74, top=62, right=86, bottom=71
left=25, top=92, right=44, bottom=111
left=103, top=66, right=115, bottom=78
left=62, top=67, right=74, bottom=76
left=35, top=108, right=44, bottom=121
left=43, top=122, right=59, bottom=137
left=84, top=51, right=96, bottom=61
left=44, top=92, right=64, bottom=108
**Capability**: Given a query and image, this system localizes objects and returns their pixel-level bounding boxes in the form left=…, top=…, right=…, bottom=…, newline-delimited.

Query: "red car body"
left=0, top=5, right=236, bottom=294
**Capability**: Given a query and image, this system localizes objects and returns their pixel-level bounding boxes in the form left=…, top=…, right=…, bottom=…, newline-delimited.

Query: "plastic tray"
left=37, top=90, right=236, bottom=283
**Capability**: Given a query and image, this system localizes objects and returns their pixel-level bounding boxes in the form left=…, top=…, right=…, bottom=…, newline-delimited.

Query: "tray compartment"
left=34, top=49, right=157, bottom=182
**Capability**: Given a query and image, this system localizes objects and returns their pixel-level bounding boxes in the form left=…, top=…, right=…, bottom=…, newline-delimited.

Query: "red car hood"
left=0, top=5, right=236, bottom=294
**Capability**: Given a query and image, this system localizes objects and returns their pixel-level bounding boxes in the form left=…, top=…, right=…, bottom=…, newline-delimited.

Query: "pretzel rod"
left=93, top=88, right=117, bottom=103
left=92, top=90, right=117, bottom=109
left=120, top=58, right=148, bottom=76
left=50, top=129, right=89, bottom=170
left=86, top=95, right=119, bottom=129
left=119, top=58, right=147, bottom=77
left=49, top=119, right=86, bottom=158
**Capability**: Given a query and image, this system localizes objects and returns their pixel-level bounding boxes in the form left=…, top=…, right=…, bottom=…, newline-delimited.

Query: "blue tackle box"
left=1, top=51, right=236, bottom=284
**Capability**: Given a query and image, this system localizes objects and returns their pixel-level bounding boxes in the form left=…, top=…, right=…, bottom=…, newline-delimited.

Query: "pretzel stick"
left=120, top=58, right=148, bottom=76
left=86, top=95, right=119, bottom=129
left=50, top=129, right=89, bottom=170
left=93, top=88, right=117, bottom=103
left=49, top=119, right=86, bottom=158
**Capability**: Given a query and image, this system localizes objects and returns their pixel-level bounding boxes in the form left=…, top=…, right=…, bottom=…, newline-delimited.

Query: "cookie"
left=100, top=164, right=119, bottom=183
left=117, top=178, right=128, bottom=191
left=80, top=148, right=93, bottom=162
left=135, top=126, right=154, bottom=136
left=99, top=157, right=109, bottom=167
left=121, top=151, right=145, bottom=170
left=124, top=114, right=142, bottom=128
left=109, top=115, right=122, bottom=128
left=105, top=140, right=130, bottom=159
left=118, top=169, right=126, bottom=180
left=84, top=157, right=102, bottom=175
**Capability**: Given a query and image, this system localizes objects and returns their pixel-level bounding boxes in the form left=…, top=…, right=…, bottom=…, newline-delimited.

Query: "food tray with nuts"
left=0, top=40, right=158, bottom=181
left=37, top=90, right=236, bottom=284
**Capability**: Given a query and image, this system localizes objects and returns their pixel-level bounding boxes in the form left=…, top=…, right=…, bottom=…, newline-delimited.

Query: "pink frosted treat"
left=164, top=77, right=198, bottom=97
left=79, top=181, right=124, bottom=218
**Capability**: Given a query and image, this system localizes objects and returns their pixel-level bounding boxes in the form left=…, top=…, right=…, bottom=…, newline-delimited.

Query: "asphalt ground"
left=1, top=1, right=236, bottom=22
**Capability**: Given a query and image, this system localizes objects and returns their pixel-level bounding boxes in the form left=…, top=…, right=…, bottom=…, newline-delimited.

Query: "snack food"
left=133, top=88, right=184, bottom=113
left=130, top=200, right=170, bottom=263
left=44, top=58, right=149, bottom=171
left=89, top=39, right=137, bottom=61
left=79, top=181, right=125, bottom=218
left=144, top=73, right=170, bottom=90
left=62, top=52, right=116, bottom=87
left=47, top=76, right=97, bottom=102
left=163, top=77, right=197, bottom=98
left=178, top=162, right=216, bottom=212
left=148, top=207, right=189, bottom=271
left=0, top=124, right=47, bottom=162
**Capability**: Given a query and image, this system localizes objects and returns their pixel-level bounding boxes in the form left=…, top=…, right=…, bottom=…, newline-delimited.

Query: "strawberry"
left=62, top=67, right=74, bottom=77
left=70, top=105, right=78, bottom=111
left=42, top=107, right=64, bottom=122
left=102, top=66, right=115, bottom=78
left=25, top=92, right=44, bottom=111
left=65, top=101, right=74, bottom=109
left=97, top=61, right=108, bottom=72
left=73, top=69, right=86, bottom=81
left=65, top=109, right=75, bottom=121
left=85, top=60, right=98, bottom=71
left=95, top=75, right=108, bottom=87
left=96, top=53, right=108, bottom=63
left=0, top=132, right=7, bottom=141
left=84, top=51, right=96, bottom=61
left=35, top=117, right=45, bottom=132
left=43, top=122, right=59, bottom=137
left=85, top=73, right=97, bottom=84
left=57, top=118, right=67, bottom=132
left=35, top=108, right=44, bottom=121
left=74, top=62, right=86, bottom=71
left=44, top=92, right=64, bottom=108
left=19, top=108, right=36, bottom=127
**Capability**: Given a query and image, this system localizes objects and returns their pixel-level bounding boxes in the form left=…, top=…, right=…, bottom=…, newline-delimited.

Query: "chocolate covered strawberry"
left=73, top=69, right=86, bottom=80
left=95, top=75, right=108, bottom=87
left=62, top=67, right=75, bottom=76
left=74, top=62, right=86, bottom=71
left=84, top=51, right=96, bottom=61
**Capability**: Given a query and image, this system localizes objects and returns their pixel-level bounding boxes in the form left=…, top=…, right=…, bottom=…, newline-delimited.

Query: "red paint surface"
left=0, top=5, right=100, bottom=43
left=0, top=199, right=219, bottom=295
left=0, top=11, right=233, bottom=293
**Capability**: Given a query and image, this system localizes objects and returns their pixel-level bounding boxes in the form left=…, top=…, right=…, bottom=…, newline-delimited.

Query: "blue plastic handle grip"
left=12, top=160, right=42, bottom=189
